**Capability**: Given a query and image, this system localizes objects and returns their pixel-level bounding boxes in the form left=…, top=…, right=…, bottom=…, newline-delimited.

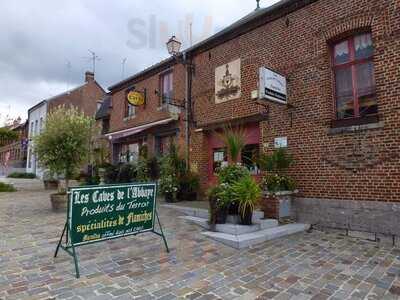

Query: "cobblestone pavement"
left=1, top=181, right=400, bottom=300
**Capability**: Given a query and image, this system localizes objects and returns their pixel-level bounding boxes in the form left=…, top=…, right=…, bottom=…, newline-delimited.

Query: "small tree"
left=34, top=106, right=95, bottom=192
left=0, top=128, right=19, bottom=146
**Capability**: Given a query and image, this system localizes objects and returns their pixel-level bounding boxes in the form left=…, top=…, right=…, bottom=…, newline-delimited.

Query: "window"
left=213, top=148, right=227, bottom=173
left=39, top=117, right=43, bottom=133
left=125, top=102, right=135, bottom=118
left=241, top=144, right=260, bottom=175
left=34, top=120, right=38, bottom=135
left=333, top=33, right=376, bottom=120
left=30, top=122, right=34, bottom=137
left=155, top=134, right=176, bottom=156
left=160, top=71, right=173, bottom=105
left=102, top=119, right=110, bottom=134
left=119, top=143, right=139, bottom=163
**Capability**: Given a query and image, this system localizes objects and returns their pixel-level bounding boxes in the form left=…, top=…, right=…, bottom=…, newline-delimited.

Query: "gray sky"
left=0, top=0, right=279, bottom=125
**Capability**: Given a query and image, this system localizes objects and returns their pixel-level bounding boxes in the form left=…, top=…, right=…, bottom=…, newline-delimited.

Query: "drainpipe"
left=183, top=51, right=192, bottom=170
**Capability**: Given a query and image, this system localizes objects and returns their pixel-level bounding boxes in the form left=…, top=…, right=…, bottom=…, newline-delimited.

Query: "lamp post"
left=166, top=36, right=193, bottom=170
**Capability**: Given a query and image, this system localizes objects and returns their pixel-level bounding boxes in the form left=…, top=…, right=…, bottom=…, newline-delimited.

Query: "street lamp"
left=166, top=35, right=182, bottom=56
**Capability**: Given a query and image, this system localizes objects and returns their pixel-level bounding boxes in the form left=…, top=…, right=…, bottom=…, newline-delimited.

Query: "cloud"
left=0, top=0, right=279, bottom=125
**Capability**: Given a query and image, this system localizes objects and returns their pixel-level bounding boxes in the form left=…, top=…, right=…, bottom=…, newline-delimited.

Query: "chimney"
left=85, top=71, right=95, bottom=83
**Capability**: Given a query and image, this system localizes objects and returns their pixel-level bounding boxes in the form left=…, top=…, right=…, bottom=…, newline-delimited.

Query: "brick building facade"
left=26, top=71, right=105, bottom=177
left=107, top=0, right=399, bottom=235
left=187, top=0, right=400, bottom=234
left=107, top=60, right=187, bottom=163
left=0, top=119, right=28, bottom=175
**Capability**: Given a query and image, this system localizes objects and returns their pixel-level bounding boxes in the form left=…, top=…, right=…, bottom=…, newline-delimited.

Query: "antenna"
left=87, top=50, right=101, bottom=74
left=66, top=60, right=72, bottom=90
left=121, top=58, right=127, bottom=79
left=189, top=22, right=193, bottom=46
left=256, top=0, right=261, bottom=10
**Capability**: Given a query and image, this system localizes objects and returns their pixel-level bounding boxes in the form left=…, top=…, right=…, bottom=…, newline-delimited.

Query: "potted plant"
left=42, top=170, right=59, bottom=190
left=208, top=185, right=230, bottom=226
left=34, top=106, right=95, bottom=211
left=232, top=175, right=262, bottom=225
left=178, top=171, right=200, bottom=201
left=259, top=148, right=297, bottom=220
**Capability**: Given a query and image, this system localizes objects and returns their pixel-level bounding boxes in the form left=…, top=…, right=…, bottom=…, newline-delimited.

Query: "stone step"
left=202, top=223, right=310, bottom=249
left=181, top=216, right=279, bottom=235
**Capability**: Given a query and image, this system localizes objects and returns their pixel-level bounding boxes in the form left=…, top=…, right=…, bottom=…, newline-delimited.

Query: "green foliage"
left=0, top=128, right=19, bottom=146
left=179, top=171, right=200, bottom=195
left=7, top=172, right=36, bottom=179
left=259, top=149, right=296, bottom=193
left=217, top=164, right=250, bottom=185
left=263, top=174, right=296, bottom=192
left=259, top=148, right=293, bottom=173
left=231, top=175, right=262, bottom=219
left=34, top=106, right=95, bottom=188
left=0, top=182, right=16, bottom=192
left=217, top=126, right=246, bottom=163
left=159, top=143, right=185, bottom=200
left=136, top=145, right=150, bottom=182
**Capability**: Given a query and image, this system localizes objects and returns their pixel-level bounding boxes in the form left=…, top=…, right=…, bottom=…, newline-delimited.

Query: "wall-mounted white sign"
left=274, top=137, right=288, bottom=148
left=259, top=67, right=287, bottom=104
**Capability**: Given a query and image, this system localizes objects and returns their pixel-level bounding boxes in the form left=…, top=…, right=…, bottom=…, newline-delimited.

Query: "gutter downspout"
left=183, top=51, right=191, bottom=170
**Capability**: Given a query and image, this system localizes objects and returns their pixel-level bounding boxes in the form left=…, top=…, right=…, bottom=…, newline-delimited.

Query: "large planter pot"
left=216, top=206, right=228, bottom=224
left=50, top=193, right=68, bottom=211
left=262, top=190, right=298, bottom=221
left=164, top=193, right=175, bottom=203
left=239, top=207, right=253, bottom=225
left=177, top=191, right=198, bottom=202
left=44, top=180, right=59, bottom=190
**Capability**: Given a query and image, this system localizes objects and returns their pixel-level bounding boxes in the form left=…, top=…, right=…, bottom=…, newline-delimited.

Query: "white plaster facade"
left=26, top=101, right=47, bottom=178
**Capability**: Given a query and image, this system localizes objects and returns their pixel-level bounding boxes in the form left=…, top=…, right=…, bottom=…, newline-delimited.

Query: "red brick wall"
left=109, top=63, right=187, bottom=156
left=48, top=80, right=104, bottom=117
left=190, top=0, right=400, bottom=201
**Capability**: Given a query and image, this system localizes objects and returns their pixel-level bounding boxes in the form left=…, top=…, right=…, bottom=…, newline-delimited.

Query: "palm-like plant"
left=231, top=175, right=262, bottom=224
left=217, top=125, right=246, bottom=164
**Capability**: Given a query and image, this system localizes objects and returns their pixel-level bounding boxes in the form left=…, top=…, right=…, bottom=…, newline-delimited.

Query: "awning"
left=105, top=118, right=175, bottom=141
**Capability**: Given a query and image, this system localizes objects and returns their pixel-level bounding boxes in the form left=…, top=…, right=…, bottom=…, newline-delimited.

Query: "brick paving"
left=1, top=181, right=400, bottom=299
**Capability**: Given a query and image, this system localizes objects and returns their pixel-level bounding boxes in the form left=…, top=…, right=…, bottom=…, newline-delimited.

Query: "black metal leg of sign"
left=154, top=210, right=170, bottom=253
left=71, top=243, right=80, bottom=279
left=54, top=222, right=67, bottom=258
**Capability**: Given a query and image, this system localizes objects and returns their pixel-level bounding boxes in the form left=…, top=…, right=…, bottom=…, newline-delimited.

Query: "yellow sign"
left=127, top=91, right=145, bottom=106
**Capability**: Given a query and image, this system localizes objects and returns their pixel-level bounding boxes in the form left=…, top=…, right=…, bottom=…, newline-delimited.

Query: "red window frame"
left=332, top=32, right=376, bottom=120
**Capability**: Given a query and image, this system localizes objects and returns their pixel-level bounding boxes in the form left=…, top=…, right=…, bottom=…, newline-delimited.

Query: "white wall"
left=26, top=102, right=47, bottom=178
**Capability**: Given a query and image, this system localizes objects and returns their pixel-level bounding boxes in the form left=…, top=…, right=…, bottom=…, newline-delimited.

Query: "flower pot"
left=216, top=206, right=228, bottom=224
left=165, top=193, right=175, bottom=203
left=50, top=193, right=68, bottom=211
left=240, top=207, right=253, bottom=225
left=44, top=180, right=59, bottom=190
left=262, top=190, right=298, bottom=221
left=228, top=201, right=239, bottom=215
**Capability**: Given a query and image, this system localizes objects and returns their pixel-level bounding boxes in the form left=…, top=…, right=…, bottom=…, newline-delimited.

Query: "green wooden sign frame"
left=54, top=183, right=169, bottom=278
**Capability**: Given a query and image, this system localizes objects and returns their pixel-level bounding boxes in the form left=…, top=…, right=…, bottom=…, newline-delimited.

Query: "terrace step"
left=181, top=216, right=278, bottom=234
left=202, top=223, right=310, bottom=249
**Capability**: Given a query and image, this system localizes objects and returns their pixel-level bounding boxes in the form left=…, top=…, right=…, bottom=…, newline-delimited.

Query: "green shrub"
left=259, top=148, right=293, bottom=173
left=263, top=174, right=296, bottom=192
left=217, top=164, right=250, bottom=185
left=7, top=172, right=36, bottom=179
left=0, top=182, right=16, bottom=192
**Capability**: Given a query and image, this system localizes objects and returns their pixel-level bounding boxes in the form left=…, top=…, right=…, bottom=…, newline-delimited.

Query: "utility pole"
left=121, top=58, right=127, bottom=79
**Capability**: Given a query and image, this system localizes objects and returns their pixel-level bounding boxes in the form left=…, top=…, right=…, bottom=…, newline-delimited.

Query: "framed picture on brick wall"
left=215, top=58, right=241, bottom=104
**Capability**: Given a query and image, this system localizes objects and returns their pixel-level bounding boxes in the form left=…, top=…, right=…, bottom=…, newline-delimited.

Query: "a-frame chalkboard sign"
left=54, top=183, right=169, bottom=278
